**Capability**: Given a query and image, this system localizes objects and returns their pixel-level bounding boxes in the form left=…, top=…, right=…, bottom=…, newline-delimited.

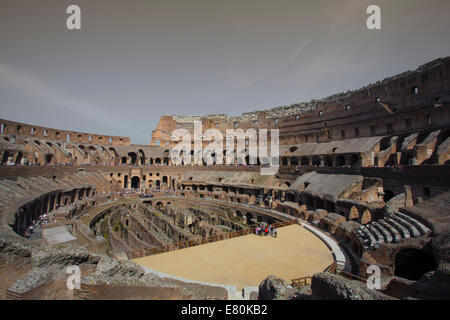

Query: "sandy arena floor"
left=133, top=224, right=333, bottom=290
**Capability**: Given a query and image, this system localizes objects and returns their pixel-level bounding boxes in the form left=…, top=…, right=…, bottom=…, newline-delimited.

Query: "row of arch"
left=281, top=154, right=362, bottom=168
left=126, top=175, right=176, bottom=190
left=145, top=197, right=281, bottom=227
left=14, top=187, right=94, bottom=236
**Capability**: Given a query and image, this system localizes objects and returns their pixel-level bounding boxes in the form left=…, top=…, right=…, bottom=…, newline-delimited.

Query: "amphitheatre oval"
left=132, top=222, right=334, bottom=290
left=0, top=55, right=449, bottom=300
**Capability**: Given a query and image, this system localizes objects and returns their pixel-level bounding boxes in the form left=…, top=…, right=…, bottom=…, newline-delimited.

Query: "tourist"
left=274, top=228, right=277, bottom=238
left=264, top=226, right=268, bottom=236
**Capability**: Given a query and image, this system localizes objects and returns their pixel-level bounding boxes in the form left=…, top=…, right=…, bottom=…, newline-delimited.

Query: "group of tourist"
left=255, top=224, right=277, bottom=238
left=24, top=214, right=50, bottom=238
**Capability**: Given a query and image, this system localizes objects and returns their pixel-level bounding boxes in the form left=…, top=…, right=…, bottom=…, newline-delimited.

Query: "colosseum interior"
left=0, top=56, right=449, bottom=301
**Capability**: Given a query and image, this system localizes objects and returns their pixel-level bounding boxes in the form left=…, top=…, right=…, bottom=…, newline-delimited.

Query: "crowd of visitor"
left=24, top=214, right=51, bottom=238
left=255, top=224, right=277, bottom=238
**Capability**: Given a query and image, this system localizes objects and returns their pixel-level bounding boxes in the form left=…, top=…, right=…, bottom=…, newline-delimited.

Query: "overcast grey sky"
left=1, top=0, right=450, bottom=144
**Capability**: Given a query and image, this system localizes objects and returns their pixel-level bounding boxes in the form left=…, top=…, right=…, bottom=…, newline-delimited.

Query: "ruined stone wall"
left=0, top=119, right=130, bottom=146
left=151, top=57, right=450, bottom=148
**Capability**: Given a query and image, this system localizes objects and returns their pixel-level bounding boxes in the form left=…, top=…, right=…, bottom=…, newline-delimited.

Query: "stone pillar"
left=404, top=185, right=414, bottom=207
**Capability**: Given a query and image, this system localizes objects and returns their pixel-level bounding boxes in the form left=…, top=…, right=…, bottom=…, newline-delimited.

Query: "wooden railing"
left=291, top=260, right=367, bottom=288
left=337, top=270, right=367, bottom=282
left=135, top=219, right=298, bottom=258
left=326, top=260, right=367, bottom=282
left=359, top=261, right=393, bottom=278
left=291, top=276, right=312, bottom=288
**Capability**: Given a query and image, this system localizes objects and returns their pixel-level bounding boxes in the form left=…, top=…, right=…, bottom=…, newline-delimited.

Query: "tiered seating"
left=0, top=171, right=119, bottom=227
left=355, top=212, right=431, bottom=250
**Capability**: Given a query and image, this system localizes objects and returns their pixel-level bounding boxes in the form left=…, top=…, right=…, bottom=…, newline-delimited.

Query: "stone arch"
left=1, top=150, right=10, bottom=164
left=314, top=197, right=324, bottom=209
left=45, top=154, right=53, bottom=164
left=138, top=149, right=145, bottom=164
left=348, top=206, right=359, bottom=221
left=350, top=154, right=361, bottom=168
left=145, top=200, right=152, bottom=207
left=383, top=189, right=395, bottom=202
left=394, top=248, right=437, bottom=281
left=128, top=152, right=137, bottom=164
left=155, top=201, right=164, bottom=211
left=108, top=147, right=118, bottom=159
left=325, top=155, right=333, bottom=167
left=360, top=209, right=372, bottom=224
left=245, top=212, right=253, bottom=225
left=312, top=156, right=321, bottom=166
left=290, top=157, right=298, bottom=166
left=131, top=176, right=140, bottom=189
left=336, top=155, right=346, bottom=167
left=301, top=156, right=309, bottom=165
left=285, top=192, right=294, bottom=201
left=15, top=152, right=23, bottom=164
left=303, top=194, right=314, bottom=209
left=325, top=200, right=335, bottom=212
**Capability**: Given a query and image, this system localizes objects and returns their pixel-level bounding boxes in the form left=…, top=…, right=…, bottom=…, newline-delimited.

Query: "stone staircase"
left=355, top=212, right=431, bottom=250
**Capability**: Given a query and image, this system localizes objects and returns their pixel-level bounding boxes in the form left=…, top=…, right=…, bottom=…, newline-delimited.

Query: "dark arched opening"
left=336, top=155, right=346, bottom=167
left=245, top=213, right=253, bottom=225
left=15, top=152, right=23, bottom=164
left=131, top=176, right=140, bottom=189
left=138, top=149, right=145, bottom=164
left=128, top=152, right=137, bottom=164
left=312, top=156, right=321, bottom=166
left=301, top=157, right=309, bottom=165
left=303, top=194, right=313, bottom=209
left=45, top=154, right=53, bottom=164
left=1, top=151, right=9, bottom=164
left=350, top=154, right=361, bottom=168
left=325, top=155, right=333, bottom=167
left=155, top=202, right=164, bottom=211
left=383, top=189, right=395, bottom=202
left=394, top=249, right=437, bottom=280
